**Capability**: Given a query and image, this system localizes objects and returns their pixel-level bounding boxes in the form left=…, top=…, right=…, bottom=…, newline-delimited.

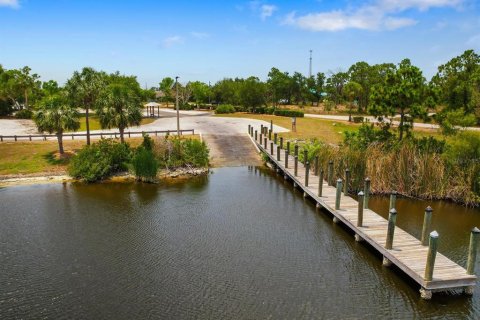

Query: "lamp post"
left=175, top=76, right=180, bottom=136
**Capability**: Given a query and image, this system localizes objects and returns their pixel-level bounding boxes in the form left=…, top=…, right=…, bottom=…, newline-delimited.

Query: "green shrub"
left=215, top=104, right=236, bottom=114
left=352, top=116, right=364, bottom=123
left=273, top=110, right=304, bottom=117
left=182, top=139, right=209, bottom=167
left=131, top=147, right=159, bottom=182
left=153, top=137, right=210, bottom=168
left=179, top=103, right=194, bottom=110
left=15, top=109, right=33, bottom=119
left=68, top=139, right=131, bottom=182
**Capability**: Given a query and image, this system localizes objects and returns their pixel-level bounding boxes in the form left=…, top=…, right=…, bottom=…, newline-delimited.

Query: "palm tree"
left=33, top=94, right=80, bottom=155
left=65, top=67, right=105, bottom=145
left=159, top=77, right=174, bottom=107
left=96, top=81, right=142, bottom=143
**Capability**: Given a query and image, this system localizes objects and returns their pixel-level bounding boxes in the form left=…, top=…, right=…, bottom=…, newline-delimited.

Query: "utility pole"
left=175, top=76, right=180, bottom=136
left=309, top=49, right=312, bottom=78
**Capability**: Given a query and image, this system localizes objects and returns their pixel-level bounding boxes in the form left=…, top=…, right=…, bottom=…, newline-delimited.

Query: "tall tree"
left=369, top=59, right=429, bottom=140
left=239, top=76, right=266, bottom=111
left=326, top=71, right=348, bottom=105
left=17, top=66, right=41, bottom=109
left=159, top=77, right=175, bottom=107
left=344, top=81, right=363, bottom=121
left=267, top=67, right=292, bottom=105
left=96, top=74, right=142, bottom=143
left=189, top=81, right=211, bottom=107
left=66, top=67, right=106, bottom=145
left=33, top=94, right=80, bottom=154
left=306, top=72, right=326, bottom=105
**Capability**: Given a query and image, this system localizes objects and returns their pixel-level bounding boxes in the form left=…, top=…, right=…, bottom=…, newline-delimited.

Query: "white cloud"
left=260, top=4, right=277, bottom=20
left=284, top=0, right=463, bottom=32
left=0, top=0, right=19, bottom=8
left=191, top=32, right=210, bottom=39
left=163, top=36, right=184, bottom=48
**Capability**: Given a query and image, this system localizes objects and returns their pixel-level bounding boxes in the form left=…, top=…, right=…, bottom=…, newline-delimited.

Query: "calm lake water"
left=1, top=166, right=480, bottom=319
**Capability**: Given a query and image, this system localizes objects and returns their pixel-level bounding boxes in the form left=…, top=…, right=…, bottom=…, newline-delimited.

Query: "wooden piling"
left=318, top=169, right=324, bottom=197
left=364, top=178, right=371, bottom=209
left=268, top=130, right=272, bottom=140
left=279, top=137, right=283, bottom=149
left=294, top=156, right=298, bottom=176
left=286, top=141, right=290, bottom=153
left=328, top=161, right=334, bottom=186
left=421, top=206, right=433, bottom=246
left=389, top=191, right=397, bottom=210
left=264, top=137, right=267, bottom=149
left=303, top=149, right=308, bottom=166
left=270, top=142, right=274, bottom=155
left=335, top=179, right=343, bottom=210
left=425, top=231, right=439, bottom=281
left=467, top=227, right=480, bottom=275
left=294, top=144, right=299, bottom=157
left=285, top=149, right=289, bottom=168
left=255, top=130, right=258, bottom=140
left=305, top=162, right=310, bottom=186
left=344, top=169, right=350, bottom=196
left=385, top=208, right=397, bottom=250
left=270, top=120, right=273, bottom=132
left=274, top=133, right=278, bottom=144
left=357, top=191, right=364, bottom=227
left=314, top=156, right=319, bottom=175
left=277, top=144, right=280, bottom=161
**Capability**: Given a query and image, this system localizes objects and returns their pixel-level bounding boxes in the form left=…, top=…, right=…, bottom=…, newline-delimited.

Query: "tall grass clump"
left=131, top=134, right=159, bottom=182
left=152, top=136, right=209, bottom=169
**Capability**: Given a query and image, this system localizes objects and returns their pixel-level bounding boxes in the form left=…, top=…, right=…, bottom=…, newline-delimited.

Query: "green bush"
left=153, top=137, right=210, bottom=168
left=215, top=104, right=236, bottom=114
left=182, top=139, right=209, bottom=167
left=131, top=147, right=159, bottom=182
left=273, top=109, right=304, bottom=117
left=179, top=103, right=194, bottom=110
left=15, top=109, right=33, bottom=119
left=68, top=139, right=131, bottom=182
left=352, top=116, right=364, bottom=123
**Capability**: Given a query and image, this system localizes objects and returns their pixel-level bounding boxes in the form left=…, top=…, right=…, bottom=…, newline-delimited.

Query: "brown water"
left=1, top=166, right=480, bottom=319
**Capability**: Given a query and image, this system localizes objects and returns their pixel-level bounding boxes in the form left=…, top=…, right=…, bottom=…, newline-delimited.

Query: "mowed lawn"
left=216, top=113, right=444, bottom=143
left=73, top=116, right=156, bottom=132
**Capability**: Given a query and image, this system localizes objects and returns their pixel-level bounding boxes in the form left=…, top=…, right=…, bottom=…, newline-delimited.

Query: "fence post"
left=14, top=135, right=17, bottom=141
left=294, top=156, right=298, bottom=176
left=344, top=169, right=350, bottom=196
left=389, top=191, right=397, bottom=210
left=328, top=160, right=334, bottom=186
left=385, top=208, right=397, bottom=250
left=29, top=135, right=32, bottom=141
left=305, top=162, right=310, bottom=186
left=425, top=231, right=439, bottom=281
left=318, top=169, right=324, bottom=197
left=357, top=191, right=364, bottom=227
left=280, top=137, right=283, bottom=150
left=467, top=227, right=480, bottom=275
left=0, top=136, right=3, bottom=142
left=43, top=135, right=46, bottom=141
left=335, top=179, right=343, bottom=210
left=421, top=206, right=433, bottom=246
left=364, top=178, right=371, bottom=209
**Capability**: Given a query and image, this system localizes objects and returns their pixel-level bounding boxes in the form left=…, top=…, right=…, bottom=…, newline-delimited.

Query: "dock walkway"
left=248, top=125, right=477, bottom=300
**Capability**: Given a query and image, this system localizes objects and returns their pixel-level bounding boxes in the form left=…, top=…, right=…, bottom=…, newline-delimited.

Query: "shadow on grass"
left=43, top=152, right=71, bottom=166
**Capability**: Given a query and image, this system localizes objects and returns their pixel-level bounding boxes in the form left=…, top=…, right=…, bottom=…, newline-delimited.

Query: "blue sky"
left=1, top=0, right=479, bottom=86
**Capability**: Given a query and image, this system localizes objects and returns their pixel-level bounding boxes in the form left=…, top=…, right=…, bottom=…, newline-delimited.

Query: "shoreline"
left=0, top=167, right=209, bottom=187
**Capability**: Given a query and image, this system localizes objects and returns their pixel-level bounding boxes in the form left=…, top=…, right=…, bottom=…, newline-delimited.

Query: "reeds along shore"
left=305, top=143, right=479, bottom=207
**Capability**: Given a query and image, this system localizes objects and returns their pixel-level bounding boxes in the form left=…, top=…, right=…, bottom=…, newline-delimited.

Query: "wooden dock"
left=248, top=125, right=477, bottom=300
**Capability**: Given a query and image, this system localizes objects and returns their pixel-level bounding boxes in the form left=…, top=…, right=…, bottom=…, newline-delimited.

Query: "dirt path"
left=203, top=134, right=262, bottom=167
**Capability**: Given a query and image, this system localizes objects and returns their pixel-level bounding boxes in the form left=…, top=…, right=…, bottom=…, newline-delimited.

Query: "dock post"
left=294, top=156, right=298, bottom=176
left=270, top=142, right=274, bottom=155
left=248, top=124, right=251, bottom=134
left=357, top=191, right=364, bottom=227
left=294, top=144, right=299, bottom=157
left=259, top=132, right=263, bottom=144
left=314, top=156, right=319, bottom=175
left=269, top=130, right=272, bottom=140
left=274, top=133, right=278, bottom=144
left=385, top=208, right=397, bottom=250
left=277, top=145, right=281, bottom=161
left=421, top=206, right=433, bottom=246
left=467, top=227, right=480, bottom=275
left=344, top=169, right=350, bottom=196
left=280, top=137, right=284, bottom=149
left=305, top=162, right=310, bottom=186
left=335, top=179, right=343, bottom=210
left=364, top=178, right=371, bottom=209
left=389, top=191, right=397, bottom=210
left=303, top=149, right=308, bottom=166
left=270, top=119, right=273, bottom=132
left=318, top=169, right=324, bottom=197
left=286, top=141, right=290, bottom=154
left=285, top=150, right=289, bottom=168
left=261, top=124, right=264, bottom=135
left=255, top=130, right=258, bottom=141
left=264, top=137, right=267, bottom=149
left=425, top=231, right=439, bottom=281
left=328, top=161, right=334, bottom=186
